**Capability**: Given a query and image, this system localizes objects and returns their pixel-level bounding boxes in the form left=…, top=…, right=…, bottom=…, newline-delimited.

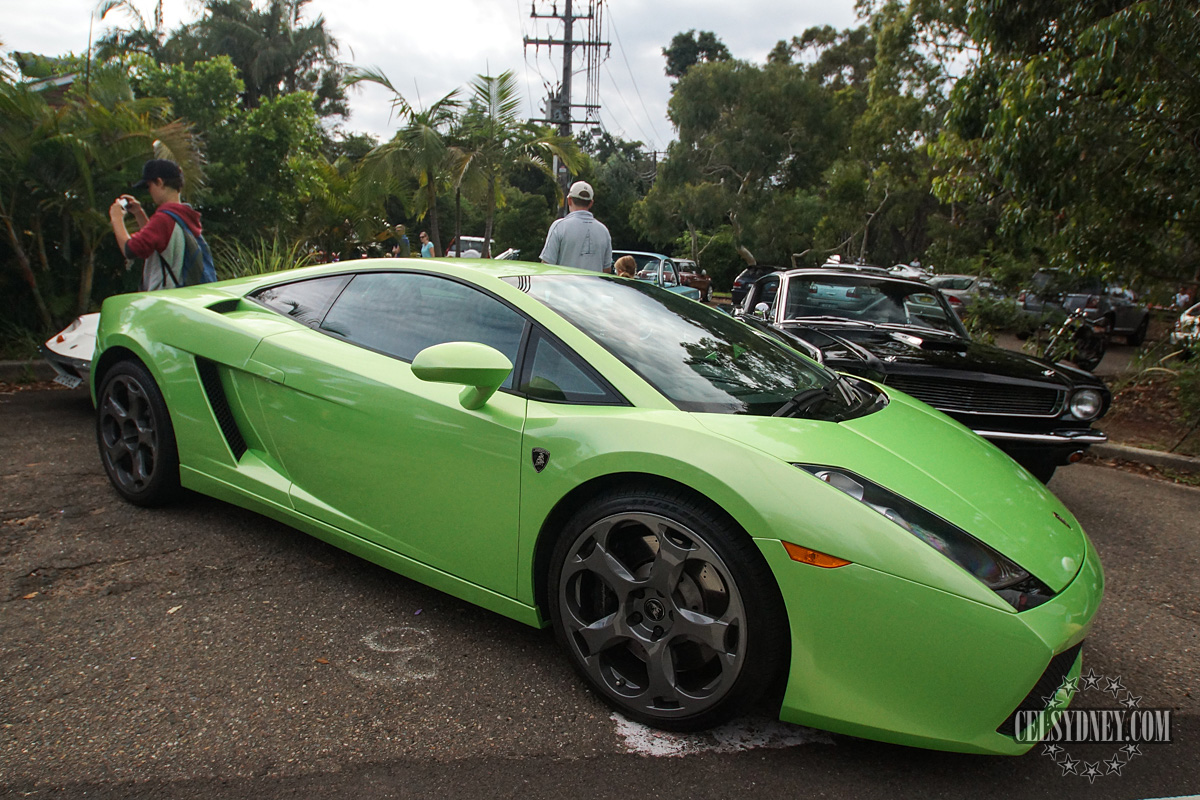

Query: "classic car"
left=673, top=258, right=714, bottom=302
left=740, top=267, right=1111, bottom=482
left=92, top=258, right=1101, bottom=754
left=1018, top=269, right=1151, bottom=345
left=613, top=250, right=701, bottom=300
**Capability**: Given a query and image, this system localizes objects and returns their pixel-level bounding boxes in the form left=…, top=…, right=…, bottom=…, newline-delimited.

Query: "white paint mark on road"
left=612, top=713, right=833, bottom=757
left=348, top=626, right=438, bottom=684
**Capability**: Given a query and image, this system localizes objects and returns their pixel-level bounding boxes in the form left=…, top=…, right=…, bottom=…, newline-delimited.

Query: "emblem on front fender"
left=532, top=448, right=550, bottom=473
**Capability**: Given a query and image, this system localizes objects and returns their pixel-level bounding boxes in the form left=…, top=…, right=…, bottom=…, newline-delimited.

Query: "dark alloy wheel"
left=549, top=488, right=787, bottom=731
left=96, top=360, right=181, bottom=506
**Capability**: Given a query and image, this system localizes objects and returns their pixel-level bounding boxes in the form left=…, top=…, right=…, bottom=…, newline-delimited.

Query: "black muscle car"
left=739, top=266, right=1110, bottom=482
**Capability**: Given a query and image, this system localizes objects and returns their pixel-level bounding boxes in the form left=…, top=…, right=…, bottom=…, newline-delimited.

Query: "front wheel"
left=1071, top=324, right=1107, bottom=371
left=549, top=488, right=787, bottom=731
left=96, top=360, right=181, bottom=506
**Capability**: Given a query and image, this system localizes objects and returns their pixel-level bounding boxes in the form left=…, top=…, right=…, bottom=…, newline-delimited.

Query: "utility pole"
left=523, top=0, right=609, bottom=208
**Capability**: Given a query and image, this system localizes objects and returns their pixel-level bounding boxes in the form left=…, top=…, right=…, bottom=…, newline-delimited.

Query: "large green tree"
left=935, top=0, right=1200, bottom=284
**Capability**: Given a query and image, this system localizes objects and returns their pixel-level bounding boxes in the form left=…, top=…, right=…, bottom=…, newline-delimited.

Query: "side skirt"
left=181, top=466, right=546, bottom=629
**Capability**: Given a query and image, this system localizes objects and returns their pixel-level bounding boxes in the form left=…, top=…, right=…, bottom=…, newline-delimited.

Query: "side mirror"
left=411, top=341, right=513, bottom=410
left=753, top=302, right=771, bottom=320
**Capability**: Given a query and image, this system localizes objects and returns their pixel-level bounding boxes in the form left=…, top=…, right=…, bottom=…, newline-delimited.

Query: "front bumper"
left=974, top=428, right=1106, bottom=447
left=38, top=344, right=90, bottom=388
left=760, top=533, right=1103, bottom=754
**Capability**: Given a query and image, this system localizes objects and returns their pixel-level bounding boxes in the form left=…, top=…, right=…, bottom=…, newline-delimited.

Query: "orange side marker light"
left=783, top=541, right=851, bottom=568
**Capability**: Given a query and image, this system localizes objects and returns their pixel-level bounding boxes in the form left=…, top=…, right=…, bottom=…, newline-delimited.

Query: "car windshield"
left=508, top=275, right=870, bottom=417
left=781, top=276, right=969, bottom=336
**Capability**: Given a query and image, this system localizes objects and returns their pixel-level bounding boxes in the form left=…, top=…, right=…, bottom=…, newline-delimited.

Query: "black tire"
left=704, top=285, right=713, bottom=303
left=1071, top=325, right=1106, bottom=372
left=1024, top=459, right=1057, bottom=484
left=548, top=486, right=787, bottom=731
left=96, top=360, right=181, bottom=506
left=1126, top=316, right=1149, bottom=346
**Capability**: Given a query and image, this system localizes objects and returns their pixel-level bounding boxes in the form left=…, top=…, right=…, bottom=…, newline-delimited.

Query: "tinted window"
left=520, top=330, right=620, bottom=404
left=251, top=275, right=351, bottom=326
left=322, top=272, right=526, bottom=385
left=507, top=275, right=840, bottom=415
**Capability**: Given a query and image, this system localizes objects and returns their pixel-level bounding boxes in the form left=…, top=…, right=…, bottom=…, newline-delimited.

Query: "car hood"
left=782, top=323, right=1090, bottom=386
left=695, top=393, right=1087, bottom=593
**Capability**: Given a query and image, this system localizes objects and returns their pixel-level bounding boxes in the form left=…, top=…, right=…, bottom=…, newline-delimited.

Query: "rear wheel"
left=549, top=487, right=787, bottom=731
left=96, top=360, right=181, bottom=506
left=1126, top=316, right=1149, bottom=346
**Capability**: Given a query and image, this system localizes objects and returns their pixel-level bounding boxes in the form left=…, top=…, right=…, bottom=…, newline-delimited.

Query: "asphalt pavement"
left=1, top=388, right=1197, bottom=799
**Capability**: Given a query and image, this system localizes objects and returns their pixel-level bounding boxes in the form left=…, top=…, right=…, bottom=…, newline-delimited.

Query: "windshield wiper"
left=773, top=384, right=839, bottom=418
left=783, top=316, right=879, bottom=327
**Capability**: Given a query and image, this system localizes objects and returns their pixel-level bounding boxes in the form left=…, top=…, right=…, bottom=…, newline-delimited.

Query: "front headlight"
left=1069, top=388, right=1104, bottom=420
left=797, top=465, right=1054, bottom=611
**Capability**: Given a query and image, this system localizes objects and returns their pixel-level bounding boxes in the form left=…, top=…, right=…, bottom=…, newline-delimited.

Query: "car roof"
left=768, top=266, right=931, bottom=286
left=613, top=250, right=670, bottom=258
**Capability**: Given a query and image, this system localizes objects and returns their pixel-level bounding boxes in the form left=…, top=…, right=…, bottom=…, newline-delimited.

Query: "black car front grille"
left=884, top=375, right=1063, bottom=417
left=997, top=641, right=1084, bottom=738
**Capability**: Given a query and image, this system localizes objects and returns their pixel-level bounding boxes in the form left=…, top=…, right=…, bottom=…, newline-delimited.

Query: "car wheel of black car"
left=1024, top=458, right=1058, bottom=484
left=549, top=487, right=787, bottom=731
left=96, top=360, right=181, bottom=506
left=1127, top=316, right=1149, bottom=346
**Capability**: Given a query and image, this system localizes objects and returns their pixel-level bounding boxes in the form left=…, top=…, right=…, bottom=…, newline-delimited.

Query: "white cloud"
left=3, top=0, right=861, bottom=149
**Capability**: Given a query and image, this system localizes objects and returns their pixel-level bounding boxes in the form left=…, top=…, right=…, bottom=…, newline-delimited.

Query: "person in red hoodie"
left=108, top=159, right=204, bottom=291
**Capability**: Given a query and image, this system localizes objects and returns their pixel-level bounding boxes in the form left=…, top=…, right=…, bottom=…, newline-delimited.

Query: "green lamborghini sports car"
left=91, top=259, right=1103, bottom=754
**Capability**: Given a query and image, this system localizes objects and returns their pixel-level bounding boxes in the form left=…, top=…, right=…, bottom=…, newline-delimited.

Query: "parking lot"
left=2, top=386, right=1197, bottom=799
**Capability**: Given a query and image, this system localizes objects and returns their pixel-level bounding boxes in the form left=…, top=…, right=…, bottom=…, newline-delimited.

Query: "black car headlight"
left=797, top=465, right=1054, bottom=611
left=1068, top=388, right=1104, bottom=421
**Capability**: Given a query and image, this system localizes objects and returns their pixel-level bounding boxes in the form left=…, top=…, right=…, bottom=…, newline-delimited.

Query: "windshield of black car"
left=782, top=276, right=969, bottom=337
left=507, top=274, right=867, bottom=416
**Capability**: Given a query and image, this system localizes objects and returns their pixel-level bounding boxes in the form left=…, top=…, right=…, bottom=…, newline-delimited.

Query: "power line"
left=601, top=62, right=659, bottom=149
left=604, top=3, right=668, bottom=150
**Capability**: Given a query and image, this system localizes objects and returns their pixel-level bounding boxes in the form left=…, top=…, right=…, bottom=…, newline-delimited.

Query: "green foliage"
left=662, top=30, right=731, bottom=79
left=936, top=0, right=1200, bottom=286
left=210, top=233, right=316, bottom=278
left=958, top=295, right=1029, bottom=342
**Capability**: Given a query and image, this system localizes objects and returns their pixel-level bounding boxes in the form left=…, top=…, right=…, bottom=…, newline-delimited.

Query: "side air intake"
left=195, top=357, right=248, bottom=460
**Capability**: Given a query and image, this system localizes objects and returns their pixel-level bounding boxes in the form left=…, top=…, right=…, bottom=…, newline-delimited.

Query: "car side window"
left=750, top=277, right=780, bottom=315
left=320, top=272, right=526, bottom=386
left=519, top=330, right=622, bottom=404
left=250, top=274, right=352, bottom=327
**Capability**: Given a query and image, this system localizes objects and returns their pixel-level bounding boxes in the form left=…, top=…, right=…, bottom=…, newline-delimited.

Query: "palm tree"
left=0, top=63, right=203, bottom=323
left=346, top=67, right=461, bottom=256
left=454, top=70, right=582, bottom=257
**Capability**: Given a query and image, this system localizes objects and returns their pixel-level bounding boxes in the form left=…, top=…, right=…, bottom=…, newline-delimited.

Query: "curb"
left=1091, top=442, right=1200, bottom=475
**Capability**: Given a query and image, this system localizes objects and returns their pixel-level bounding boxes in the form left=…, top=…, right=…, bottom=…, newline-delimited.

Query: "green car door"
left=248, top=270, right=529, bottom=597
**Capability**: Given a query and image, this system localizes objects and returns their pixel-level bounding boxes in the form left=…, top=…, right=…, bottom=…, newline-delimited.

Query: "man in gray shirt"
left=539, top=181, right=613, bottom=272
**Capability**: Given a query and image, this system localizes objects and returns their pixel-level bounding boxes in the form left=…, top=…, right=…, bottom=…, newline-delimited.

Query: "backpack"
left=160, top=209, right=217, bottom=287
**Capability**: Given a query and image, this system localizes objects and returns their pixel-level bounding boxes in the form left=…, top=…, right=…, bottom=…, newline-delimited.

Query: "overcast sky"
left=4, top=0, right=861, bottom=151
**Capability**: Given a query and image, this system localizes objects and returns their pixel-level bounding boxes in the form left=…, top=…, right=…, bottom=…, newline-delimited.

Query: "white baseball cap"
left=568, top=181, right=594, bottom=202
